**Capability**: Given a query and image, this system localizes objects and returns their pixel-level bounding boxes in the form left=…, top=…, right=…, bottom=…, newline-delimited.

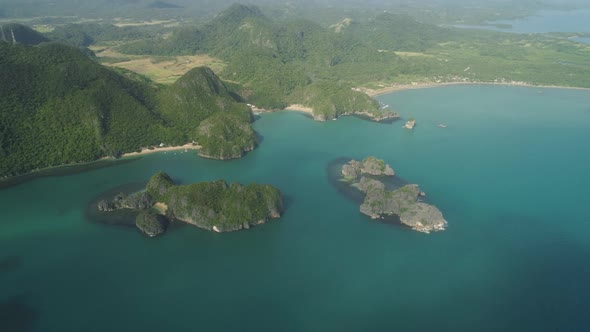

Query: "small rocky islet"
left=97, top=172, right=284, bottom=237
left=341, top=157, right=447, bottom=234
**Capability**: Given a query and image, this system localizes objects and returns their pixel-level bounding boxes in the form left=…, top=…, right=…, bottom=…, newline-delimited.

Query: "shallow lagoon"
left=1, top=85, right=590, bottom=331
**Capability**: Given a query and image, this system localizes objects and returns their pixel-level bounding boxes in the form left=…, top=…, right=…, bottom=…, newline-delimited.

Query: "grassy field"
left=111, top=19, right=179, bottom=28
left=31, top=24, right=55, bottom=33
left=355, top=36, right=590, bottom=90
left=394, top=51, right=434, bottom=58
left=91, top=46, right=226, bottom=84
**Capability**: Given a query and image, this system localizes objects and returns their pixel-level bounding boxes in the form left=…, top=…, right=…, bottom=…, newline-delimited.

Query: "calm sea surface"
left=1, top=85, right=590, bottom=331
left=454, top=9, right=590, bottom=43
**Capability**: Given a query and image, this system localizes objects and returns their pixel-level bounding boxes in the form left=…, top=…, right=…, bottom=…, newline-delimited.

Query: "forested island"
left=97, top=171, right=284, bottom=236
left=341, top=157, right=447, bottom=234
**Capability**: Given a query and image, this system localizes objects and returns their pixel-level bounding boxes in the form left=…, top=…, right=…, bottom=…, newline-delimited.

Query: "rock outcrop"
left=311, top=110, right=400, bottom=123
left=97, top=192, right=154, bottom=212
left=342, top=157, right=395, bottom=179
left=136, top=211, right=168, bottom=237
left=341, top=157, right=447, bottom=234
left=399, top=203, right=447, bottom=233
left=404, top=119, right=416, bottom=129
left=350, top=111, right=400, bottom=123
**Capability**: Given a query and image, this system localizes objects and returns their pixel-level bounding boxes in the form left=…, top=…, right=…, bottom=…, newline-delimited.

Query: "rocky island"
left=341, top=157, right=447, bottom=234
left=342, top=157, right=395, bottom=178
left=97, top=172, right=283, bottom=236
left=404, top=119, right=416, bottom=129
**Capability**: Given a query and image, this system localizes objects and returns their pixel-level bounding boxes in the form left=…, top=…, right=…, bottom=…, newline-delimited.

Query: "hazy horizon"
left=1, top=0, right=589, bottom=21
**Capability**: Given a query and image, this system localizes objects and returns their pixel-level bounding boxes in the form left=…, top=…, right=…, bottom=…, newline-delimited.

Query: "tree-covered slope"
left=157, top=66, right=239, bottom=130
left=0, top=23, right=49, bottom=45
left=114, top=3, right=590, bottom=114
left=117, top=4, right=395, bottom=116
left=288, top=83, right=395, bottom=121
left=0, top=43, right=256, bottom=178
left=47, top=22, right=162, bottom=49
left=146, top=171, right=283, bottom=232
left=157, top=67, right=257, bottom=159
left=0, top=42, right=178, bottom=176
left=343, top=12, right=451, bottom=52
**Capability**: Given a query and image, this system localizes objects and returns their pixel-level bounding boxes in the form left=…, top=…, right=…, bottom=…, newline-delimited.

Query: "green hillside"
left=146, top=171, right=283, bottom=232
left=116, top=3, right=590, bottom=111
left=343, top=13, right=451, bottom=52
left=47, top=23, right=157, bottom=48
left=118, top=4, right=389, bottom=116
left=289, top=83, right=383, bottom=121
left=156, top=67, right=257, bottom=159
left=0, top=42, right=254, bottom=178
left=0, top=23, right=49, bottom=45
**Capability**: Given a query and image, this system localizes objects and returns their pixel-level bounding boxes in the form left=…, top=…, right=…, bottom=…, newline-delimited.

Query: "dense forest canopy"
left=0, top=40, right=256, bottom=177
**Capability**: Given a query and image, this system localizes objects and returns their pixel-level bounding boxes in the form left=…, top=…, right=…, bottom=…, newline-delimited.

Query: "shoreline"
left=0, top=143, right=201, bottom=185
left=117, top=143, right=201, bottom=158
left=284, top=104, right=315, bottom=115
left=4, top=82, right=589, bottom=184
left=364, top=81, right=590, bottom=97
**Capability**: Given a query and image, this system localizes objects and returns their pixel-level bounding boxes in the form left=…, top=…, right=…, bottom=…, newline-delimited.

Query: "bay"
left=453, top=9, right=590, bottom=44
left=1, top=85, right=590, bottom=331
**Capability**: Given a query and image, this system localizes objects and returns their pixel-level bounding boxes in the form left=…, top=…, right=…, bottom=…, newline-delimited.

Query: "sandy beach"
left=121, top=143, right=201, bottom=158
left=363, top=81, right=590, bottom=97
left=251, top=106, right=276, bottom=114
left=285, top=104, right=315, bottom=114
left=153, top=202, right=168, bottom=214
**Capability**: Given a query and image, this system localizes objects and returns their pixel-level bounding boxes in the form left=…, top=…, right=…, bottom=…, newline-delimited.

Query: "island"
left=97, top=172, right=284, bottom=236
left=341, top=157, right=447, bottom=234
left=404, top=119, right=416, bottom=130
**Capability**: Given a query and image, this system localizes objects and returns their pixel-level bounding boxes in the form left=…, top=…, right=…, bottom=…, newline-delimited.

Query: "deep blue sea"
left=1, top=85, right=590, bottom=331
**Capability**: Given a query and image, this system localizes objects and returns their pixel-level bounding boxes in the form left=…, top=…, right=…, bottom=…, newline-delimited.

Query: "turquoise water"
left=454, top=9, right=590, bottom=43
left=2, top=85, right=590, bottom=331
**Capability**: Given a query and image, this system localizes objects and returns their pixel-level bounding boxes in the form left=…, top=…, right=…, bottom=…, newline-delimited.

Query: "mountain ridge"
left=0, top=42, right=255, bottom=178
